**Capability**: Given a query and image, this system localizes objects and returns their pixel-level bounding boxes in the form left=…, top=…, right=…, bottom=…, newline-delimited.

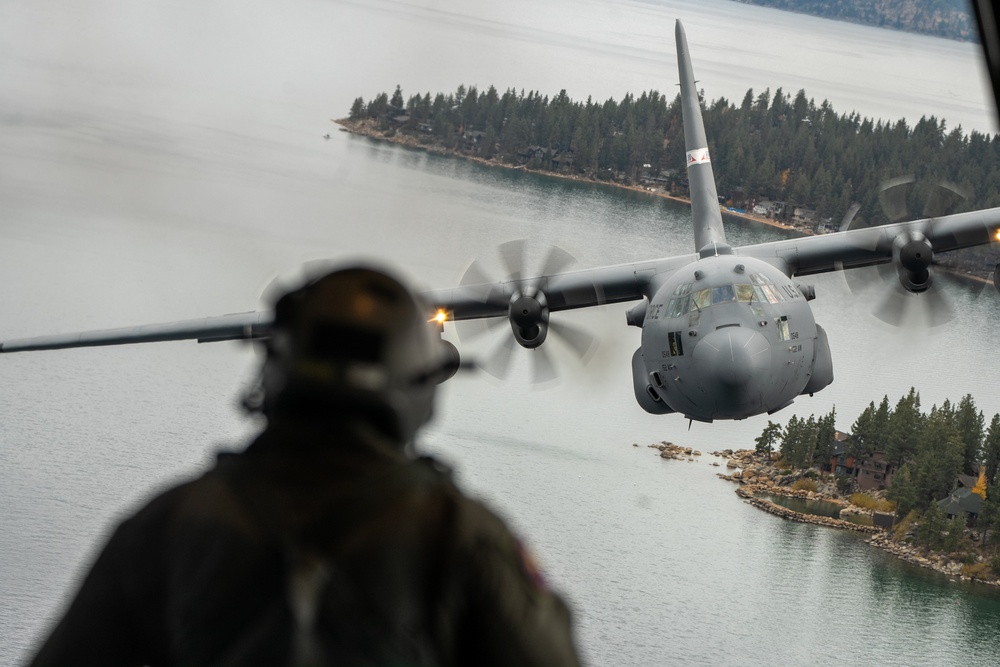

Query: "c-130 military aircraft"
left=3, top=21, right=1000, bottom=423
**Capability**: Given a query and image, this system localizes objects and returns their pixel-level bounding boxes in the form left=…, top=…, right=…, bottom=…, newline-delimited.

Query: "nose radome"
left=694, top=327, right=770, bottom=388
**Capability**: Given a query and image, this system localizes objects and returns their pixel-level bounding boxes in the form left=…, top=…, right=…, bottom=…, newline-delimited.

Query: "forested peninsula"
left=651, top=389, right=1000, bottom=586
left=748, top=390, right=1000, bottom=585
left=338, top=83, right=999, bottom=279
left=731, top=0, right=976, bottom=42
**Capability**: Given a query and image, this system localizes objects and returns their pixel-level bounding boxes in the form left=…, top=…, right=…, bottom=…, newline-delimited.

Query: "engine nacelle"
left=893, top=231, right=934, bottom=293
left=631, top=347, right=675, bottom=415
left=625, top=299, right=648, bottom=327
left=437, top=338, right=461, bottom=383
left=511, top=320, right=548, bottom=348
left=509, top=291, right=549, bottom=348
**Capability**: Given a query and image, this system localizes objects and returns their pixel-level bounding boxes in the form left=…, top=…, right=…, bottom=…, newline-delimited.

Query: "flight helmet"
left=258, top=265, right=456, bottom=443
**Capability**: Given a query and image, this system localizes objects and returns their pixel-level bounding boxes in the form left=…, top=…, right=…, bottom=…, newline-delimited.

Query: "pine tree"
left=886, top=388, right=922, bottom=466
left=955, top=394, right=984, bottom=475
left=887, top=463, right=919, bottom=518
left=914, top=404, right=964, bottom=508
left=780, top=415, right=801, bottom=466
left=980, top=481, right=1000, bottom=546
left=755, top=421, right=782, bottom=461
left=916, top=501, right=948, bottom=550
left=390, top=85, right=404, bottom=110
left=813, top=407, right=837, bottom=466
left=983, top=414, right=1000, bottom=485
left=349, top=97, right=365, bottom=120
left=366, top=92, right=388, bottom=122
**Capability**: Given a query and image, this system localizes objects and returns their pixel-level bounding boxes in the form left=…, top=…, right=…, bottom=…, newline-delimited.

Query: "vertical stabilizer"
left=676, top=20, right=729, bottom=255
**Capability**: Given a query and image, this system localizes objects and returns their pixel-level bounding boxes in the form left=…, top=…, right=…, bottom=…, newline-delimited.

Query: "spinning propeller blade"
left=841, top=177, right=994, bottom=327
left=455, top=240, right=598, bottom=383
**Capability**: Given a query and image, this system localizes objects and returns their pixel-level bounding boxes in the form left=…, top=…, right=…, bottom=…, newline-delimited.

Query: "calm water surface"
left=2, top=1, right=1000, bottom=665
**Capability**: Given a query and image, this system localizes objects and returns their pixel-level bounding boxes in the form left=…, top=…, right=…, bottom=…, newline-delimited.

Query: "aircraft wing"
left=736, top=207, right=1000, bottom=277
left=422, top=256, right=693, bottom=319
left=0, top=255, right=695, bottom=353
left=0, top=312, right=272, bottom=353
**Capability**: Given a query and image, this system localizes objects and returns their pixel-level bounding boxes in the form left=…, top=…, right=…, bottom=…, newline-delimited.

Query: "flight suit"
left=28, top=419, right=581, bottom=667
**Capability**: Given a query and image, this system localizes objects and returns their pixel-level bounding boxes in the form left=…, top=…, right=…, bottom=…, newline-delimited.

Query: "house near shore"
left=820, top=431, right=898, bottom=491
left=792, top=207, right=817, bottom=227
left=517, top=145, right=547, bottom=163
left=854, top=451, right=897, bottom=491
left=461, top=130, right=487, bottom=152
left=725, top=186, right=750, bottom=209
left=551, top=150, right=575, bottom=171
left=938, top=486, right=984, bottom=525
left=823, top=431, right=853, bottom=474
left=751, top=200, right=785, bottom=219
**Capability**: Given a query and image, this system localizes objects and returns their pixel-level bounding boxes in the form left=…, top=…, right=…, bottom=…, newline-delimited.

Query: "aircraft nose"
left=694, top=327, right=770, bottom=389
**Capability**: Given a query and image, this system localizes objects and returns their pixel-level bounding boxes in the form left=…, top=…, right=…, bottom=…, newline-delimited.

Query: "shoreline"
left=647, top=443, right=1000, bottom=588
left=334, top=118, right=806, bottom=237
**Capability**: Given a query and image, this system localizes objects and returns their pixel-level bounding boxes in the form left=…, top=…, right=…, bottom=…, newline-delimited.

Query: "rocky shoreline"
left=645, top=442, right=1000, bottom=587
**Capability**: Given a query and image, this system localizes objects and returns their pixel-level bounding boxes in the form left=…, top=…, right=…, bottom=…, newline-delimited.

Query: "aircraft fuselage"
left=631, top=253, right=833, bottom=421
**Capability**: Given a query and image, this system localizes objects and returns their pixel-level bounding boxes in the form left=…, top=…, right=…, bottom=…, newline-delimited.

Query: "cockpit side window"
left=667, top=295, right=690, bottom=318
left=777, top=315, right=791, bottom=340
left=761, top=284, right=783, bottom=304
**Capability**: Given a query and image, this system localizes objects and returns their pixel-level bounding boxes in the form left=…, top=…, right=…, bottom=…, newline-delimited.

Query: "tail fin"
left=675, top=20, right=729, bottom=256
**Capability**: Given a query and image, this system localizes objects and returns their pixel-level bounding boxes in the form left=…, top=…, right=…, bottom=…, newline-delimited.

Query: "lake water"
left=2, top=0, right=1000, bottom=665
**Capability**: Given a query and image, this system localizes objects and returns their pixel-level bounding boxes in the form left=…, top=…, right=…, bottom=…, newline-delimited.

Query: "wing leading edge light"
left=5, top=21, right=1000, bottom=423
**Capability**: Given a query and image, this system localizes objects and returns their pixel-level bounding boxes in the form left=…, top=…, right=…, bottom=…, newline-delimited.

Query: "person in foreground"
left=28, top=265, right=582, bottom=667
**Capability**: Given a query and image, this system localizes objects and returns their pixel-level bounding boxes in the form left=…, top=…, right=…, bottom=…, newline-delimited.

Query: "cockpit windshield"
left=665, top=273, right=796, bottom=318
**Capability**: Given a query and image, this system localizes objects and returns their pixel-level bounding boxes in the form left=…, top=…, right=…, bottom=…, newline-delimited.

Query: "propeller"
left=455, top=239, right=599, bottom=383
left=839, top=176, right=995, bottom=327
